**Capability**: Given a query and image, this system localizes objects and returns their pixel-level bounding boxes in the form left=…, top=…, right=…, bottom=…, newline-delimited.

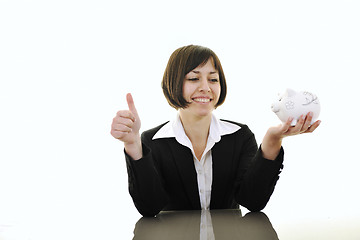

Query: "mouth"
left=192, top=97, right=212, bottom=103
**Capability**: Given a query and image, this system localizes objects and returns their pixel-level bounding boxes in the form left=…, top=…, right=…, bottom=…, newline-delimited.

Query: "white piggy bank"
left=271, top=89, right=320, bottom=126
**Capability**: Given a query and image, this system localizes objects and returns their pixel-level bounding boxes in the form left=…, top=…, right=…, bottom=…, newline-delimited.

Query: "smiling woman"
left=110, top=44, right=320, bottom=217
left=181, top=60, right=221, bottom=118
left=162, top=45, right=227, bottom=110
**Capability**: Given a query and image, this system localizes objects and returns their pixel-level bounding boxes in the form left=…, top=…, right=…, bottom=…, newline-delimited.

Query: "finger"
left=126, top=93, right=139, bottom=117
left=113, top=114, right=135, bottom=127
left=291, top=114, right=305, bottom=134
left=116, top=110, right=135, bottom=122
left=281, top=117, right=293, bottom=133
left=110, top=129, right=130, bottom=140
left=112, top=123, right=133, bottom=132
left=303, top=120, right=321, bottom=133
left=300, top=112, right=313, bottom=132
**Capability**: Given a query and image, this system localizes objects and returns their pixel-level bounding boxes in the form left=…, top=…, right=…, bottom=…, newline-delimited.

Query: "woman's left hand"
left=261, top=112, right=321, bottom=160
left=268, top=112, right=321, bottom=139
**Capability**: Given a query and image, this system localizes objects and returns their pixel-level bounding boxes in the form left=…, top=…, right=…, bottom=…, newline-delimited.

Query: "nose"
left=199, top=78, right=211, bottom=92
left=271, top=102, right=280, bottom=113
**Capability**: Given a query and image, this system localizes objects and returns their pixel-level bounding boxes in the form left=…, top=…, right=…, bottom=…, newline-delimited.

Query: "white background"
left=1, top=0, right=359, bottom=239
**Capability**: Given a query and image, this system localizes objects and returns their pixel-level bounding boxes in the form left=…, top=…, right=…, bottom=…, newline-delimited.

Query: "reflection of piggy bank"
left=271, top=89, right=321, bottom=126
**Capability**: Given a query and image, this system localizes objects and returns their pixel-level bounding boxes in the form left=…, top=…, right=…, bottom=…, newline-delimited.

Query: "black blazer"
left=125, top=120, right=284, bottom=217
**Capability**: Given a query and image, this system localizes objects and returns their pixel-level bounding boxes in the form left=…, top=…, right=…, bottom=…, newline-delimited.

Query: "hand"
left=111, top=93, right=143, bottom=160
left=261, top=112, right=321, bottom=160
left=111, top=93, right=141, bottom=144
left=268, top=112, right=321, bottom=140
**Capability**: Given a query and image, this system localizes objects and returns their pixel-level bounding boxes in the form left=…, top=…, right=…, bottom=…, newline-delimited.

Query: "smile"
left=192, top=98, right=211, bottom=103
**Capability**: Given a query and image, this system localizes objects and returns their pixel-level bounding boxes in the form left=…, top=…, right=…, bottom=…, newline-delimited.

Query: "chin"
left=182, top=102, right=216, bottom=117
left=194, top=108, right=214, bottom=117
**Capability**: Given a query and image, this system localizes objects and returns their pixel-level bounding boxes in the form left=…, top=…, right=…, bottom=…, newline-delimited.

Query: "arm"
left=111, top=93, right=168, bottom=216
left=124, top=136, right=169, bottom=217
left=235, top=129, right=284, bottom=212
left=237, top=112, right=321, bottom=211
left=262, top=112, right=321, bottom=160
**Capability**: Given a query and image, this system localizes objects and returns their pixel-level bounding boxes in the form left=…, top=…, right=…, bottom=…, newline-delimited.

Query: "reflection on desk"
left=133, top=209, right=278, bottom=240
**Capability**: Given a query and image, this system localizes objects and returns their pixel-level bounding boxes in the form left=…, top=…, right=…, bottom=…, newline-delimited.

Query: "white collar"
left=152, top=113, right=241, bottom=146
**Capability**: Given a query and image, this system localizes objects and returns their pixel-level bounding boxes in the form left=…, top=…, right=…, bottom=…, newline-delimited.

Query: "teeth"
left=193, top=98, right=210, bottom=103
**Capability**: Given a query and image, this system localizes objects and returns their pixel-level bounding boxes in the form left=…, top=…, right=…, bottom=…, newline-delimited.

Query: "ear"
left=285, top=88, right=296, bottom=97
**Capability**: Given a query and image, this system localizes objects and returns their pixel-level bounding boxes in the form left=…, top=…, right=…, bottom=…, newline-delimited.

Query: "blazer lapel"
left=168, top=139, right=201, bottom=209
left=211, top=135, right=234, bottom=208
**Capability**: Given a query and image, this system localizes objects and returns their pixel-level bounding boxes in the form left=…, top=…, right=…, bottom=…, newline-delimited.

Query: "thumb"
left=126, top=93, right=139, bottom=116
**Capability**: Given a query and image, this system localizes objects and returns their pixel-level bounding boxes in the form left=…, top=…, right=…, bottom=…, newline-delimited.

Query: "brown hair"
left=162, top=45, right=227, bottom=109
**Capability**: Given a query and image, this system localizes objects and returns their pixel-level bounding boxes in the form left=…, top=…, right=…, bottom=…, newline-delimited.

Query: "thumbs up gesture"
left=111, top=93, right=141, bottom=146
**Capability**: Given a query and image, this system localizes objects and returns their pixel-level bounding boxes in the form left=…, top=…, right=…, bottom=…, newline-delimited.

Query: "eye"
left=188, top=78, right=199, bottom=81
left=209, top=78, right=219, bottom=82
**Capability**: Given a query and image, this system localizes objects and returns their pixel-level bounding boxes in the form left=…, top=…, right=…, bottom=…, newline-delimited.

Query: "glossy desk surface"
left=133, top=210, right=276, bottom=240
left=132, top=209, right=360, bottom=240
left=0, top=209, right=359, bottom=239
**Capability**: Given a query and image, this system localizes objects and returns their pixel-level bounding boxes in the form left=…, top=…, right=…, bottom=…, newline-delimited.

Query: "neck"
left=178, top=110, right=212, bottom=143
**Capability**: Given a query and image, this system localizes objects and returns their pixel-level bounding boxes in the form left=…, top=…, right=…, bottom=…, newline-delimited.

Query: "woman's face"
left=181, top=58, right=221, bottom=118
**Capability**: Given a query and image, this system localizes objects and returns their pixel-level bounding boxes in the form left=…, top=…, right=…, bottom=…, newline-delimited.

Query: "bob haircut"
left=162, top=45, right=227, bottom=109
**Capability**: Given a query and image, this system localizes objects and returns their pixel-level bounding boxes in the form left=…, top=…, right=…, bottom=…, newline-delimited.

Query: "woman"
left=110, top=45, right=320, bottom=217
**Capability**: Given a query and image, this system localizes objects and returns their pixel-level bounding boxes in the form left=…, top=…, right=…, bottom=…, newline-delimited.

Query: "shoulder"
left=217, top=119, right=255, bottom=144
left=220, top=119, right=246, bottom=128
left=217, top=120, right=257, bottom=149
left=141, top=121, right=170, bottom=141
left=220, top=119, right=253, bottom=134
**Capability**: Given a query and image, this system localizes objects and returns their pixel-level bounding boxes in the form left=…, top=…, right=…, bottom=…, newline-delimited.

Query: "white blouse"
left=153, top=113, right=240, bottom=210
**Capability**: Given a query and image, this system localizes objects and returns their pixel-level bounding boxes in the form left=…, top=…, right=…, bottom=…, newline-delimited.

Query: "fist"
left=110, top=93, right=141, bottom=144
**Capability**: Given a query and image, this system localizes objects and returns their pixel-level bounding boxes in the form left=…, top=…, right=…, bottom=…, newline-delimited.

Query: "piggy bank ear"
left=285, top=88, right=296, bottom=97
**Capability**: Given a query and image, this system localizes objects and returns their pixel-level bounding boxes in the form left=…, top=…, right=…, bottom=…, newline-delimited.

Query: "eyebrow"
left=191, top=70, right=218, bottom=74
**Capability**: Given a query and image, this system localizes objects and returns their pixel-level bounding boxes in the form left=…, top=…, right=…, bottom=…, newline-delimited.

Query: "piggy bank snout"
left=271, top=102, right=280, bottom=113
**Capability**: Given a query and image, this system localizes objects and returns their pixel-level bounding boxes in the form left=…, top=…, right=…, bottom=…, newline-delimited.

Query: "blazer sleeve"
left=234, top=127, right=284, bottom=212
left=124, top=132, right=169, bottom=217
